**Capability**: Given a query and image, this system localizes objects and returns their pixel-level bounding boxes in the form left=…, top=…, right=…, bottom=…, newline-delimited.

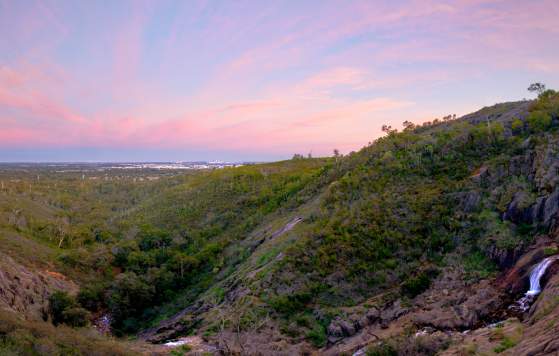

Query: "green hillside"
left=2, top=88, right=559, bottom=355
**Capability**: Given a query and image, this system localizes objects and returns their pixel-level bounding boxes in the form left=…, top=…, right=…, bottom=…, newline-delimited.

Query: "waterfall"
left=526, top=256, right=556, bottom=296
left=511, top=255, right=557, bottom=312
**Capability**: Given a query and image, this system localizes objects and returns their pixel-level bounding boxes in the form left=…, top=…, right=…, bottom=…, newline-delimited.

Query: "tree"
left=528, top=83, right=546, bottom=96
left=48, top=291, right=75, bottom=325
left=381, top=124, right=397, bottom=135
left=48, top=291, right=89, bottom=327
left=511, top=118, right=523, bottom=134
left=527, top=111, right=552, bottom=132
left=108, top=272, right=155, bottom=331
left=402, top=121, right=415, bottom=131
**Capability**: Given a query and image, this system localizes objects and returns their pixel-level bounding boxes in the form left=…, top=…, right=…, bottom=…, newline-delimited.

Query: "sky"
left=1, top=0, right=558, bottom=162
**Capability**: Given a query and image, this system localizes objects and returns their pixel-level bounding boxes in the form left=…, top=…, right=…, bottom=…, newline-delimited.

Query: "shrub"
left=306, top=324, right=327, bottom=347
left=48, top=291, right=75, bottom=325
left=48, top=291, right=89, bottom=327
left=527, top=111, right=552, bottom=132
left=269, top=291, right=312, bottom=316
left=366, top=343, right=398, bottom=356
left=493, top=336, right=517, bottom=353
left=170, top=344, right=192, bottom=355
left=543, top=246, right=558, bottom=256
left=401, top=272, right=432, bottom=298
left=511, top=118, right=523, bottom=134
left=463, top=251, right=497, bottom=281
left=77, top=284, right=105, bottom=311
left=61, top=307, right=90, bottom=327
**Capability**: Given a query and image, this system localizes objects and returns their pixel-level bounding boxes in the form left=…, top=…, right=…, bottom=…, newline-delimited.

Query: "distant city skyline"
left=1, top=0, right=558, bottom=161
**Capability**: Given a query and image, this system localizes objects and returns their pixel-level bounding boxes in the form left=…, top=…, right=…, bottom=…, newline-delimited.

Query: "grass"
left=0, top=311, right=133, bottom=355
left=544, top=246, right=558, bottom=256
left=463, top=251, right=497, bottom=281
left=493, top=336, right=518, bottom=353
left=170, top=344, right=192, bottom=355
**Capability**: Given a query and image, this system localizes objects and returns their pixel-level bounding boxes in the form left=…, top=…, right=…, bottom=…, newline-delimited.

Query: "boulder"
left=380, top=300, right=408, bottom=323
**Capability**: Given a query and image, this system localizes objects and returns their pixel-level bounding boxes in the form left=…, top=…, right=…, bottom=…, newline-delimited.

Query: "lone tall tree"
left=528, top=83, right=546, bottom=96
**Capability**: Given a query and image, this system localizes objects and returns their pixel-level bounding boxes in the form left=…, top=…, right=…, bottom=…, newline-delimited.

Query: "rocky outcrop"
left=502, top=270, right=559, bottom=355
left=413, top=281, right=503, bottom=330
left=0, top=253, right=78, bottom=321
left=325, top=302, right=406, bottom=345
left=496, top=241, right=557, bottom=295
left=139, top=301, right=208, bottom=343
left=486, top=243, right=525, bottom=269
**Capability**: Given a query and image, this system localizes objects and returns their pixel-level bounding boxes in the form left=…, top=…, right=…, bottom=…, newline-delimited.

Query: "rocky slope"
left=0, top=252, right=78, bottom=321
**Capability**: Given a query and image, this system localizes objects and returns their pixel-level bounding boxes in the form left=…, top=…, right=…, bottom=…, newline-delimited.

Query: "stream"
left=352, top=255, right=558, bottom=356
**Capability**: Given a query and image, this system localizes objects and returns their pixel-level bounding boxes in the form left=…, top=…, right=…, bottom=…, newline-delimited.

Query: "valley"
left=1, top=90, right=559, bottom=355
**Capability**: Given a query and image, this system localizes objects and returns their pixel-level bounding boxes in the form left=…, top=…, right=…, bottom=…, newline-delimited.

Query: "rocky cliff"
left=0, top=252, right=77, bottom=321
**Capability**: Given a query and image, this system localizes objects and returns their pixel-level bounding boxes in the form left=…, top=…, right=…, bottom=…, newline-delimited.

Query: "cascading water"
left=510, top=255, right=558, bottom=313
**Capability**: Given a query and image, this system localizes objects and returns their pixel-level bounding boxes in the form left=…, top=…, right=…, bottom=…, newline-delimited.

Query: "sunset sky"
left=1, top=0, right=558, bottom=162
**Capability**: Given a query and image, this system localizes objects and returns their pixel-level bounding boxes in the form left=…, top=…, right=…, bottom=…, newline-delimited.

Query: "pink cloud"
left=2, top=0, right=558, bottom=159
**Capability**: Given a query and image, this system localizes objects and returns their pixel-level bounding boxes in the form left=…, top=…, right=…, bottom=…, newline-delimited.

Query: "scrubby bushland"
left=261, top=89, right=559, bottom=332
left=1, top=89, right=558, bottom=351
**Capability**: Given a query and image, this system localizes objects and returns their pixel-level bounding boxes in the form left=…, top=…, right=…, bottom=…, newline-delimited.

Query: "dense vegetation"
left=1, top=87, right=558, bottom=353
left=257, top=88, right=559, bottom=343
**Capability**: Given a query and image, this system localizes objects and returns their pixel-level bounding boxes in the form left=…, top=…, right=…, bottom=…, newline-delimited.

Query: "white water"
left=512, top=255, right=557, bottom=312
left=164, top=339, right=188, bottom=347
left=525, top=256, right=556, bottom=295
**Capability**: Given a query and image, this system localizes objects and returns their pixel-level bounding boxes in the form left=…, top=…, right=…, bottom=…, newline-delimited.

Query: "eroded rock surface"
left=0, top=253, right=78, bottom=321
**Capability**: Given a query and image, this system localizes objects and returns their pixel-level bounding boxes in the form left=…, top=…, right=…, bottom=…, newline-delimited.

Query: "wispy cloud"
left=0, top=0, right=558, bottom=160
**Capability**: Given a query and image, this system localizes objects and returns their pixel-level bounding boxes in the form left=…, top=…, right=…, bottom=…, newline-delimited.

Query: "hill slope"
left=1, top=90, right=559, bottom=355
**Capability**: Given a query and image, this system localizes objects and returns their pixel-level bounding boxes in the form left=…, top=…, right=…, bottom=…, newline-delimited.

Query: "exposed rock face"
left=496, top=245, right=551, bottom=295
left=325, top=302, right=405, bottom=345
left=504, top=191, right=536, bottom=224
left=487, top=243, right=525, bottom=269
left=542, top=189, right=559, bottom=229
left=139, top=301, right=208, bottom=343
left=470, top=134, right=559, bottom=236
left=380, top=300, right=408, bottom=325
left=413, top=281, right=503, bottom=330
left=0, top=253, right=78, bottom=321
left=500, top=270, right=559, bottom=355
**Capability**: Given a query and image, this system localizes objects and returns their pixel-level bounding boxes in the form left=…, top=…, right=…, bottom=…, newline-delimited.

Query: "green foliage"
left=527, top=111, right=552, bottom=132
left=401, top=271, right=433, bottom=298
left=3, top=93, right=559, bottom=343
left=269, top=291, right=313, bottom=316
left=170, top=344, right=192, bottom=355
left=366, top=343, right=398, bottom=356
left=511, top=118, right=523, bottom=133
left=0, top=312, right=131, bottom=355
left=306, top=324, right=327, bottom=347
left=463, top=251, right=497, bottom=281
left=61, top=307, right=90, bottom=328
left=493, top=336, right=517, bottom=353
left=77, top=283, right=106, bottom=312
left=48, top=291, right=89, bottom=327
left=108, top=272, right=155, bottom=333
left=543, top=246, right=558, bottom=256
